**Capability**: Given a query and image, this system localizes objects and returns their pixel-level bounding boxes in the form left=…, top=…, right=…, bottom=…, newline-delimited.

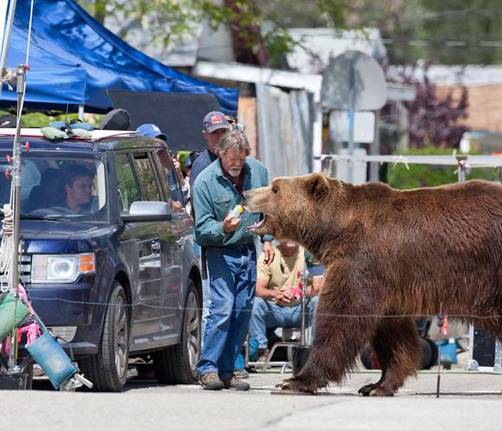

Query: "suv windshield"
left=0, top=154, right=107, bottom=222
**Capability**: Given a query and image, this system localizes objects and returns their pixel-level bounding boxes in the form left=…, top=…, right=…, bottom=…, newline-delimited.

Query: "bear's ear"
left=305, top=173, right=329, bottom=199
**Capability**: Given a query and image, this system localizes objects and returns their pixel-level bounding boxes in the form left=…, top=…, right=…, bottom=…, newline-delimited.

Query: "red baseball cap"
left=202, top=111, right=231, bottom=133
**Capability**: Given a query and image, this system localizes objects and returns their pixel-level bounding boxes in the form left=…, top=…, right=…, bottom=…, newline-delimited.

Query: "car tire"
left=153, top=279, right=201, bottom=384
left=78, top=281, right=130, bottom=392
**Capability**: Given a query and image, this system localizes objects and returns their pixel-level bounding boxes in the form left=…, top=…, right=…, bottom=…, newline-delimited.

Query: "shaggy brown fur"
left=244, top=173, right=502, bottom=396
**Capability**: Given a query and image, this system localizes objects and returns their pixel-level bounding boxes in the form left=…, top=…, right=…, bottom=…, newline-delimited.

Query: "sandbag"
left=0, top=292, right=29, bottom=340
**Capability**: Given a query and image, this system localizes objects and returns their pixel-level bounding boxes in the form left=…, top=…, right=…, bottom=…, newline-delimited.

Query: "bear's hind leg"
left=359, top=317, right=420, bottom=396
left=280, top=282, right=380, bottom=393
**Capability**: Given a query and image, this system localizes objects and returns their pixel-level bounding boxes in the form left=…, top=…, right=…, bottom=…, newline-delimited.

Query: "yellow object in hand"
left=229, top=204, right=245, bottom=219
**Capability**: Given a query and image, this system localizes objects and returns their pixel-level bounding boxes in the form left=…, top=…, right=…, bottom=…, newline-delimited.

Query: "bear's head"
left=245, top=173, right=343, bottom=246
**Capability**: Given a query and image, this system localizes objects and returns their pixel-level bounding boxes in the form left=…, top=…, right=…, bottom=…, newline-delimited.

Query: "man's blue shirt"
left=192, top=157, right=271, bottom=247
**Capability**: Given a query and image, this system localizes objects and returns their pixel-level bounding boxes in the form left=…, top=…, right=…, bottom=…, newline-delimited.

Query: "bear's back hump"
left=400, top=180, right=502, bottom=210
left=355, top=180, right=502, bottom=227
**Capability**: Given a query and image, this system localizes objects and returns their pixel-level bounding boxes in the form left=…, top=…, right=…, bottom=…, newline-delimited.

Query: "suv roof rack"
left=0, top=128, right=139, bottom=141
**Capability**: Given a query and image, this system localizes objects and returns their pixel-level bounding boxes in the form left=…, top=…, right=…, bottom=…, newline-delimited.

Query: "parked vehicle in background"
left=0, top=129, right=202, bottom=391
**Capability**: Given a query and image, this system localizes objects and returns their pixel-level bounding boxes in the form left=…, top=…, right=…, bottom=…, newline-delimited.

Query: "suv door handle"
left=151, top=240, right=161, bottom=252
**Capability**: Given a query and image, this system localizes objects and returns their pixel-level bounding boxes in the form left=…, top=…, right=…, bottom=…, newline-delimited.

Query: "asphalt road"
left=2, top=369, right=502, bottom=431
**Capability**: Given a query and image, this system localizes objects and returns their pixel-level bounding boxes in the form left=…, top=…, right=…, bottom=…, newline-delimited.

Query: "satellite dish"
left=321, top=50, right=386, bottom=111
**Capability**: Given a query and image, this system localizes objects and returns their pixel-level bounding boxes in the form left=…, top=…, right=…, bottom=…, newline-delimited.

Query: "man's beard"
left=228, top=168, right=242, bottom=178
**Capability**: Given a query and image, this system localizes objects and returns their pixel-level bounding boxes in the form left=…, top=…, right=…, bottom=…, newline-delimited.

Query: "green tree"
left=255, top=0, right=346, bottom=28
left=419, top=0, right=502, bottom=64
left=77, top=0, right=309, bottom=67
left=343, top=0, right=427, bottom=64
left=77, top=0, right=349, bottom=66
left=342, top=0, right=502, bottom=64
left=255, top=0, right=428, bottom=64
left=79, top=0, right=502, bottom=66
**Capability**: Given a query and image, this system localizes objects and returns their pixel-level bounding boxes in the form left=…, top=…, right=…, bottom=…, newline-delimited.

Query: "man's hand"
left=262, top=240, right=275, bottom=266
left=274, top=287, right=294, bottom=306
left=172, top=154, right=181, bottom=171
left=172, top=154, right=185, bottom=187
left=222, top=213, right=241, bottom=233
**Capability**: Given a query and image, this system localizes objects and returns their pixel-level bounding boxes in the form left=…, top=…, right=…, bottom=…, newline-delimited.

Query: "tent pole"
left=9, top=64, right=24, bottom=294
left=0, top=0, right=18, bottom=99
left=78, top=104, right=84, bottom=121
left=0, top=1, right=9, bottom=59
left=7, top=64, right=25, bottom=369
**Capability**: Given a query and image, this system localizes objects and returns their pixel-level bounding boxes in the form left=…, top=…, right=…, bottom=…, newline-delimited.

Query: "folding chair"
left=246, top=271, right=311, bottom=373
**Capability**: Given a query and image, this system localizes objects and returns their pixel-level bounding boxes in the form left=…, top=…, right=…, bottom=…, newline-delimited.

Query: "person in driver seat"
left=62, top=164, right=94, bottom=214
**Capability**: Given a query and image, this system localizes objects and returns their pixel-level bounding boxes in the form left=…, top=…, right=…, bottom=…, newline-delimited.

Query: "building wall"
left=437, top=85, right=502, bottom=134
left=237, top=97, right=258, bottom=157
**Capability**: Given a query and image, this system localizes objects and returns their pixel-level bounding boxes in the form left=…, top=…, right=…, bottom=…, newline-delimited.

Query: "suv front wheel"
left=154, top=279, right=201, bottom=384
left=79, top=281, right=130, bottom=391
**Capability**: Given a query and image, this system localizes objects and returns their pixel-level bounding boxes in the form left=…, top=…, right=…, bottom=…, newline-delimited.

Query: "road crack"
left=259, top=397, right=349, bottom=430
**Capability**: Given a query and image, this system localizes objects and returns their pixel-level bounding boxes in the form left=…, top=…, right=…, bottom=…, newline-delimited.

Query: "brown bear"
left=244, top=173, right=502, bottom=396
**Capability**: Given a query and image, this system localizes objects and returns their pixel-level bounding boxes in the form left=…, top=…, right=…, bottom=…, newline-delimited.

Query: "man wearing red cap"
left=190, top=111, right=231, bottom=187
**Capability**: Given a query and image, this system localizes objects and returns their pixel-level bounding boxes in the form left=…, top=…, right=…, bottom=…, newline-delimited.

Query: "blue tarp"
left=3, top=0, right=238, bottom=112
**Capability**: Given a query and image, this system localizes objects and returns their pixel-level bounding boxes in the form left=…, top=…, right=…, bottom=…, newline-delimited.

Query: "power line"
left=382, top=39, right=502, bottom=48
left=420, top=6, right=502, bottom=19
left=197, top=38, right=502, bottom=51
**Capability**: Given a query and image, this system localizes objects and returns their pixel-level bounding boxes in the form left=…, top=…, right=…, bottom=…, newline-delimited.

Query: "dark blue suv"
left=0, top=130, right=202, bottom=391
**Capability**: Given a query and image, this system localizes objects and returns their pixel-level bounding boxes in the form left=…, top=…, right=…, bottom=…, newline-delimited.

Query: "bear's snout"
left=243, top=186, right=271, bottom=214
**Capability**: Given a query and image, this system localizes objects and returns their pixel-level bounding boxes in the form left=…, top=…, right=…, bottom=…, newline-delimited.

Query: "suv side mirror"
left=122, top=201, right=172, bottom=222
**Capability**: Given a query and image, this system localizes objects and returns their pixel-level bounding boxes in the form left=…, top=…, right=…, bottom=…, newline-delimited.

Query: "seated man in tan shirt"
left=249, top=240, right=324, bottom=361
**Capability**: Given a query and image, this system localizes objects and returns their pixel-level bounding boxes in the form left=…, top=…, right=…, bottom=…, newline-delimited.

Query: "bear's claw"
left=358, top=383, right=395, bottom=397
left=278, top=377, right=317, bottom=394
left=358, top=383, right=377, bottom=396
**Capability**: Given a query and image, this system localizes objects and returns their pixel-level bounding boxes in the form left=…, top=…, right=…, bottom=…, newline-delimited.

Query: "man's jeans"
left=249, top=296, right=318, bottom=349
left=196, top=244, right=256, bottom=379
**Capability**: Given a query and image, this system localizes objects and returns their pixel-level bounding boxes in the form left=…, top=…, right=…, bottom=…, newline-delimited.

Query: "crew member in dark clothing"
left=190, top=111, right=231, bottom=187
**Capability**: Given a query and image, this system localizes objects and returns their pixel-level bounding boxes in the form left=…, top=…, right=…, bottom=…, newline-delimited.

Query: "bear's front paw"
left=358, top=383, right=377, bottom=396
left=278, top=377, right=317, bottom=394
left=358, top=383, right=395, bottom=397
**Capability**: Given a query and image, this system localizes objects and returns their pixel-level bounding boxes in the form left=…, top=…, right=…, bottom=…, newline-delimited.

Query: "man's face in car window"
left=65, top=175, right=92, bottom=211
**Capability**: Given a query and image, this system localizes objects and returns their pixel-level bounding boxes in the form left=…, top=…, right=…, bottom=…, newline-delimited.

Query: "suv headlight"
left=31, top=253, right=95, bottom=284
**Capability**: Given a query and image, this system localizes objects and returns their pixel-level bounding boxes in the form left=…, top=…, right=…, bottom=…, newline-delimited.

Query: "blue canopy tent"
left=2, top=0, right=238, bottom=112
